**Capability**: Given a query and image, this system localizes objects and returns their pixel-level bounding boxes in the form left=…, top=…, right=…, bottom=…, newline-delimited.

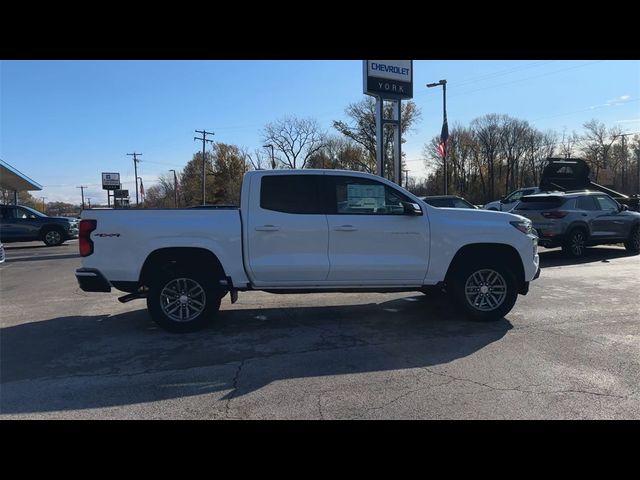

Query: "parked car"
left=0, top=205, right=79, bottom=246
left=484, top=187, right=541, bottom=212
left=513, top=191, right=640, bottom=258
left=421, top=195, right=478, bottom=209
left=0, top=242, right=5, bottom=263
left=76, top=169, right=540, bottom=333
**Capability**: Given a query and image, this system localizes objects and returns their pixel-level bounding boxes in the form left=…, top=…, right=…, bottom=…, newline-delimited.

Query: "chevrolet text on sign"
left=363, top=60, right=413, bottom=99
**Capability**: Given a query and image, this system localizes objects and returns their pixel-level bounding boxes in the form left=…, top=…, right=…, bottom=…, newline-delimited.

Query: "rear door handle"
left=334, top=225, right=357, bottom=232
left=255, top=225, right=280, bottom=232
left=581, top=213, right=588, bottom=216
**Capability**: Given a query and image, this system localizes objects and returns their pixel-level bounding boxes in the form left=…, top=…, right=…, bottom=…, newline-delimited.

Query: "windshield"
left=20, top=205, right=47, bottom=217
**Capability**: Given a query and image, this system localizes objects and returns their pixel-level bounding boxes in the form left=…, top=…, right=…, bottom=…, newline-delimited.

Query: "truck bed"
left=79, top=208, right=247, bottom=285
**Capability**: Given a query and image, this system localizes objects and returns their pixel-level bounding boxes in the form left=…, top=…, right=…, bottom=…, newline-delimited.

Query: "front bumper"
left=75, top=268, right=111, bottom=292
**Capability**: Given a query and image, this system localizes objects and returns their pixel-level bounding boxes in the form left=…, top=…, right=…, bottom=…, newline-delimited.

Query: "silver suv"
left=513, top=191, right=640, bottom=258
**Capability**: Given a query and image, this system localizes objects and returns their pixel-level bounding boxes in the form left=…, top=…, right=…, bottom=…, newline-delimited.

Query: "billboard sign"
left=102, top=172, right=120, bottom=190
left=363, top=60, right=413, bottom=99
left=114, top=189, right=129, bottom=199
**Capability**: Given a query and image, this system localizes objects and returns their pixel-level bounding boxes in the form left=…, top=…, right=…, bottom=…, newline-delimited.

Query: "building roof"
left=0, top=158, right=43, bottom=192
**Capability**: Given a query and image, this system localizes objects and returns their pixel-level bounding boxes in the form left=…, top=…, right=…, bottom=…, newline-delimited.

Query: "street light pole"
left=87, top=198, right=91, bottom=209
left=263, top=144, right=276, bottom=169
left=169, top=169, right=178, bottom=208
left=427, top=79, right=448, bottom=195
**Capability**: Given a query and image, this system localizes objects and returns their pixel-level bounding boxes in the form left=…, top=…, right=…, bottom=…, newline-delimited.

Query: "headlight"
left=510, top=220, right=534, bottom=235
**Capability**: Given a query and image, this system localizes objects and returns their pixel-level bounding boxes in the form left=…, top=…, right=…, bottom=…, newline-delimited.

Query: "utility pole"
left=76, top=186, right=87, bottom=210
left=194, top=130, right=215, bottom=205
left=169, top=169, right=178, bottom=208
left=127, top=152, right=143, bottom=207
left=40, top=197, right=47, bottom=213
left=613, top=133, right=632, bottom=192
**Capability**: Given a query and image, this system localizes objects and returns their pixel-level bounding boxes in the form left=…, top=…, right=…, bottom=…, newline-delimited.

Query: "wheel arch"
left=139, top=247, right=227, bottom=287
left=445, top=243, right=525, bottom=293
left=39, top=223, right=65, bottom=239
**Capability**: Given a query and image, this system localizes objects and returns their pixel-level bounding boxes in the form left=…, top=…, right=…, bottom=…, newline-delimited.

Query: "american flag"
left=438, top=114, right=449, bottom=159
left=139, top=179, right=145, bottom=197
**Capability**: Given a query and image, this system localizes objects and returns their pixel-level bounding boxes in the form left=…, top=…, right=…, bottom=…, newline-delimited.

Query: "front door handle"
left=581, top=213, right=588, bottom=217
left=255, top=225, right=280, bottom=232
left=334, top=225, right=357, bottom=232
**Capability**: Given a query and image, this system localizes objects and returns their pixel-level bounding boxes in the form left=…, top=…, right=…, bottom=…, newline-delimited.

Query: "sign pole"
left=393, top=99, right=402, bottom=186
left=364, top=60, right=412, bottom=186
left=375, top=96, right=384, bottom=177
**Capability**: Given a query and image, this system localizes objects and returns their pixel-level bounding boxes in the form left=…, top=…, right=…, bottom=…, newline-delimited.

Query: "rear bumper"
left=75, top=268, right=111, bottom=292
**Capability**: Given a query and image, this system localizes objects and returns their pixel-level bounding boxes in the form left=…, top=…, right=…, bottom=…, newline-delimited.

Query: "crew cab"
left=0, top=204, right=79, bottom=246
left=76, top=170, right=540, bottom=333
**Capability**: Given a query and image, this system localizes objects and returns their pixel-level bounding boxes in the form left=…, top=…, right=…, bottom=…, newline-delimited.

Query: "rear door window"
left=260, top=175, right=326, bottom=214
left=576, top=196, right=598, bottom=210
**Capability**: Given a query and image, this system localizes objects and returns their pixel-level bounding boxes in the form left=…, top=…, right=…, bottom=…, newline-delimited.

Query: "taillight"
left=79, top=220, right=97, bottom=257
left=542, top=211, right=568, bottom=219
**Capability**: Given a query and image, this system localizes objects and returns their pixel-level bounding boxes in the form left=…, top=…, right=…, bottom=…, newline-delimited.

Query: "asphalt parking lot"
left=1, top=240, right=639, bottom=419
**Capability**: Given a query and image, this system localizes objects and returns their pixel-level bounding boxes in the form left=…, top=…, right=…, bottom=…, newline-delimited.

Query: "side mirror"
left=402, top=201, right=422, bottom=216
left=620, top=204, right=628, bottom=211
left=499, top=196, right=506, bottom=203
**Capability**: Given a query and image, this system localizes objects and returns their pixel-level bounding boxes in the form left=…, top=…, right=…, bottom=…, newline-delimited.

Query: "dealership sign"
left=114, top=189, right=129, bottom=199
left=102, top=172, right=121, bottom=191
left=363, top=60, right=413, bottom=99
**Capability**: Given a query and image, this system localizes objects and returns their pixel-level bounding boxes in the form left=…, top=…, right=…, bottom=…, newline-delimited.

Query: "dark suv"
left=513, top=191, right=640, bottom=258
left=0, top=205, right=79, bottom=246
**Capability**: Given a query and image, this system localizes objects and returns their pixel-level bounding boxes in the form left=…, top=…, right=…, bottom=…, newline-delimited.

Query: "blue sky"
left=2, top=60, right=639, bottom=204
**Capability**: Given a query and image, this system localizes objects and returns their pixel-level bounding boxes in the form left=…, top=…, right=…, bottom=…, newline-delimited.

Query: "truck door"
left=324, top=174, right=429, bottom=283
left=246, top=174, right=330, bottom=284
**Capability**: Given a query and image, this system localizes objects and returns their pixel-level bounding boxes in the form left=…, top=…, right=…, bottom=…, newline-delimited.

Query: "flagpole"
left=442, top=80, right=447, bottom=195
left=427, top=79, right=448, bottom=195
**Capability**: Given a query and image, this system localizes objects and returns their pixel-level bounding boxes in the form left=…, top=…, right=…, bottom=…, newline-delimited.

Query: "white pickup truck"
left=76, top=170, right=540, bottom=332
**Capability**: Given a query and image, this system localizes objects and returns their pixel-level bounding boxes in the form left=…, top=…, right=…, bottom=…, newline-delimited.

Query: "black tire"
left=146, top=269, right=221, bottom=333
left=42, top=227, right=64, bottom=246
left=449, top=261, right=518, bottom=321
left=624, top=225, right=640, bottom=254
left=562, top=228, right=587, bottom=258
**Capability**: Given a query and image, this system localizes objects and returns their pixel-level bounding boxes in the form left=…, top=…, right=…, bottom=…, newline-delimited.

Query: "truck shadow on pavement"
left=1, top=295, right=512, bottom=415
left=539, top=246, right=636, bottom=268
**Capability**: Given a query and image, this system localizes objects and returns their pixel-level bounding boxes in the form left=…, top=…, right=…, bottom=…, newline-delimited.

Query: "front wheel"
left=450, top=262, right=518, bottom=321
left=43, top=228, right=64, bottom=246
left=147, top=271, right=221, bottom=333
left=624, top=225, right=640, bottom=254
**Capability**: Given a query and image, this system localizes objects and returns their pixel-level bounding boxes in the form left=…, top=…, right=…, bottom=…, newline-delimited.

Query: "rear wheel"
left=42, top=228, right=64, bottom=246
left=624, top=225, right=640, bottom=254
left=147, top=269, right=221, bottom=333
left=562, top=229, right=586, bottom=258
left=450, top=262, right=518, bottom=321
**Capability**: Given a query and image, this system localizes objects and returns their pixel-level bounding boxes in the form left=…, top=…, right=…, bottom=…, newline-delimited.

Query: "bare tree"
left=262, top=116, right=326, bottom=169
left=333, top=97, right=421, bottom=174
left=580, top=119, right=621, bottom=182
left=559, top=127, right=579, bottom=159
